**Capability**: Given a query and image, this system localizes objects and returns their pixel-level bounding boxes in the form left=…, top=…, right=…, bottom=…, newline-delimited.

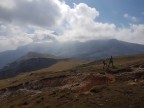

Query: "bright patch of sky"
left=65, top=0, right=144, bottom=26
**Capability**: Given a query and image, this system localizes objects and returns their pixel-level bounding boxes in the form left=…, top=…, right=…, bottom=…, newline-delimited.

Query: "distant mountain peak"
left=0, top=39, right=144, bottom=68
left=17, top=52, right=57, bottom=61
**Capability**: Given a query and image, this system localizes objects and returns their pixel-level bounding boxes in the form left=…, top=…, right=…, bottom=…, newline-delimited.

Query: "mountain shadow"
left=0, top=58, right=58, bottom=79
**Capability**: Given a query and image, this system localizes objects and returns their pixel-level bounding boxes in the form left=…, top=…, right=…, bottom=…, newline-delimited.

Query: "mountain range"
left=0, top=39, right=144, bottom=69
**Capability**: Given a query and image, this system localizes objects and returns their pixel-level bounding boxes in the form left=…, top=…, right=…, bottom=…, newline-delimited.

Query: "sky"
left=0, top=0, right=144, bottom=52
left=65, top=0, right=144, bottom=25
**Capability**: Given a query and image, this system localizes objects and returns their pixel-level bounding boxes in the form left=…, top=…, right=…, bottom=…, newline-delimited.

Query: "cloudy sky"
left=0, top=0, right=144, bottom=52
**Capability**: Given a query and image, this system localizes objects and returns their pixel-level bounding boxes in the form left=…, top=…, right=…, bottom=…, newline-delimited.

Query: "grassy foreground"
left=0, top=54, right=144, bottom=108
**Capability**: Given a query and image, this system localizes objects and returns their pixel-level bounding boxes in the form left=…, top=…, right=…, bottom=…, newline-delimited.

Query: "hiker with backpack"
left=108, top=56, right=114, bottom=68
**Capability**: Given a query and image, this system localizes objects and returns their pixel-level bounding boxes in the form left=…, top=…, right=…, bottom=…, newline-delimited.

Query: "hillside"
left=0, top=39, right=144, bottom=68
left=0, top=54, right=144, bottom=108
left=0, top=52, right=87, bottom=80
left=54, top=39, right=144, bottom=60
left=17, top=52, right=57, bottom=61
left=0, top=58, right=58, bottom=79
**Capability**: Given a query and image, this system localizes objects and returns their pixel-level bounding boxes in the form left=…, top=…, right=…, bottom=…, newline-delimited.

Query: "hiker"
left=103, top=59, right=107, bottom=69
left=108, top=56, right=114, bottom=68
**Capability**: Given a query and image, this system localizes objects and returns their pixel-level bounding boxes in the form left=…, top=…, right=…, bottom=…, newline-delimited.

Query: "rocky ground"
left=0, top=56, right=144, bottom=108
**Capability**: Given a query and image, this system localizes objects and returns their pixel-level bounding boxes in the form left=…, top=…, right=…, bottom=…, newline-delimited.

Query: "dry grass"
left=1, top=82, right=144, bottom=108
left=0, top=54, right=144, bottom=108
left=0, top=59, right=88, bottom=89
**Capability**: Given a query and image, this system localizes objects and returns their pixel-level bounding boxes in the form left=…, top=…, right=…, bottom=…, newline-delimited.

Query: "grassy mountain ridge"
left=0, top=58, right=58, bottom=79
left=0, top=52, right=88, bottom=80
left=17, top=52, right=57, bottom=61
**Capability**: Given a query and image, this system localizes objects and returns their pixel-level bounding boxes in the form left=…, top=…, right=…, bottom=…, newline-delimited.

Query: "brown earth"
left=0, top=54, right=144, bottom=108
